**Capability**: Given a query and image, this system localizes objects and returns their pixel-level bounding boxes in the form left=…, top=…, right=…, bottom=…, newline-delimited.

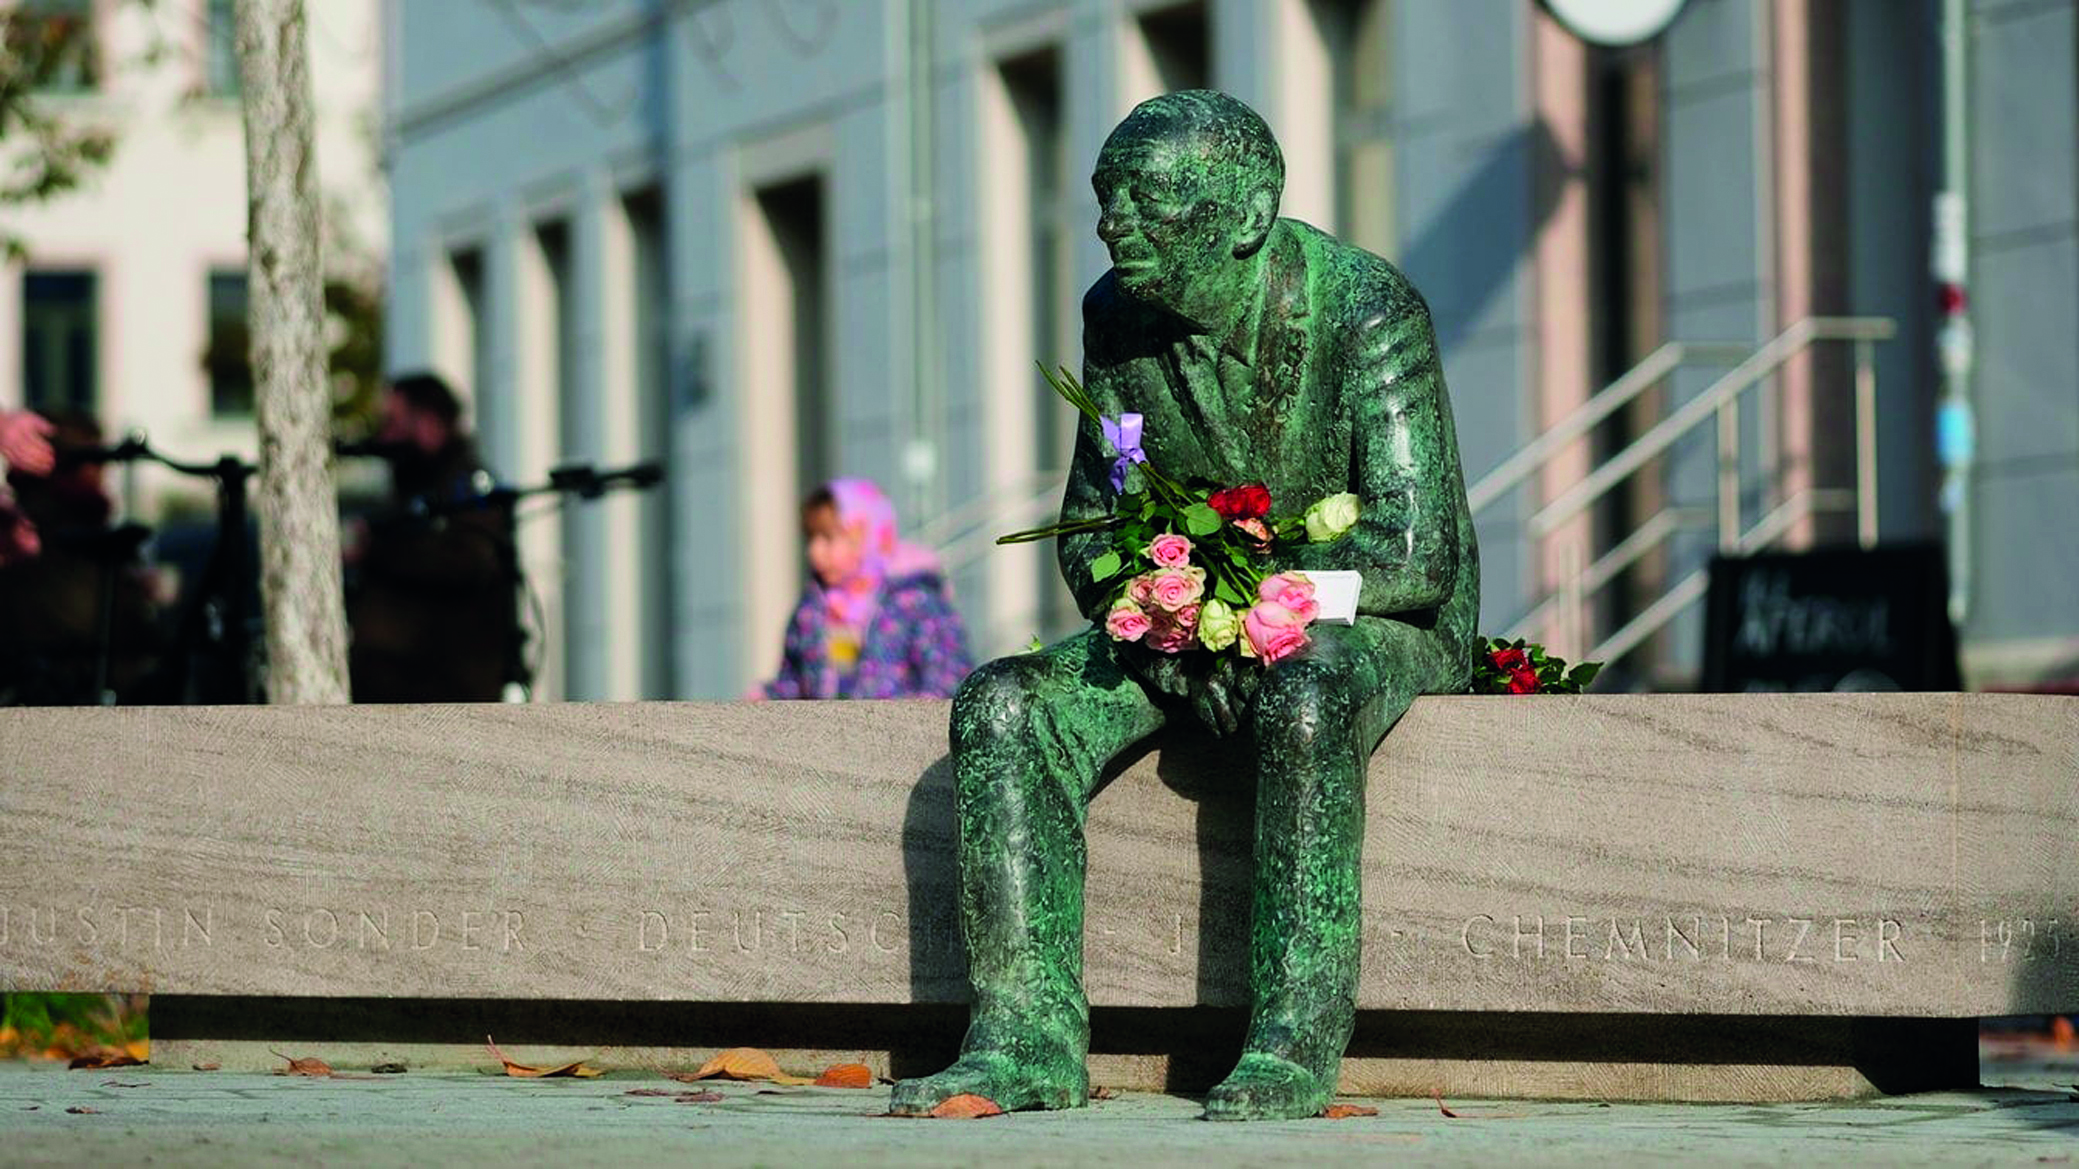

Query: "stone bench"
left=2, top=694, right=2072, bottom=1101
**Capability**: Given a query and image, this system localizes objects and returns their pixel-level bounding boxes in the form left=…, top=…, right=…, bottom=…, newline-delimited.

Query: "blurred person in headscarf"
left=757, top=477, right=973, bottom=699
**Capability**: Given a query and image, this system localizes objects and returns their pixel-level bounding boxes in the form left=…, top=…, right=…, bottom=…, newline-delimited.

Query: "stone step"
left=2, top=693, right=2071, bottom=1018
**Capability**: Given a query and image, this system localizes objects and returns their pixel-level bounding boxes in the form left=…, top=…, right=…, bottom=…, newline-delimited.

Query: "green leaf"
left=1089, top=551, right=1123, bottom=581
left=1568, top=661, right=1602, bottom=689
left=1214, top=577, right=1248, bottom=607
left=1183, top=502, right=1222, bottom=536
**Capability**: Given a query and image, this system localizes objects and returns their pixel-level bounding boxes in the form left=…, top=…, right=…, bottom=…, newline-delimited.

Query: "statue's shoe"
left=1203, top=1052, right=1333, bottom=1121
left=889, top=1048, right=1088, bottom=1115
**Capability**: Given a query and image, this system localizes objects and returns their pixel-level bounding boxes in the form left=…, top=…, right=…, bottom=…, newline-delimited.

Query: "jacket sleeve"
left=761, top=595, right=815, bottom=699
left=1057, top=287, right=1128, bottom=624
left=902, top=584, right=975, bottom=698
left=1294, top=297, right=1459, bottom=617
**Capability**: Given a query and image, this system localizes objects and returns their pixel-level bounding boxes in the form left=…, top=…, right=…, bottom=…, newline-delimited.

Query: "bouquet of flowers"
left=1472, top=638, right=1601, bottom=695
left=997, top=366, right=1362, bottom=664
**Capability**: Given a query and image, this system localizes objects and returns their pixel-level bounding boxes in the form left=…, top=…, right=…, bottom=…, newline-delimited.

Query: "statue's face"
left=1092, top=133, right=1247, bottom=315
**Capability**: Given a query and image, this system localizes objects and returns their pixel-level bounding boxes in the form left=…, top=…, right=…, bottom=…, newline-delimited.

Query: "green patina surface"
left=891, top=90, right=1480, bottom=1122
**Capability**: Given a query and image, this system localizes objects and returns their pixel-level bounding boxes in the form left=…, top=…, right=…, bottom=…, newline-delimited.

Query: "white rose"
left=1303, top=492, right=1361, bottom=543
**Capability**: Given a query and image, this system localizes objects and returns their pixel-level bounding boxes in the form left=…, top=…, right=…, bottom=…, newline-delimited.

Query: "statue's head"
left=1092, top=90, right=1283, bottom=319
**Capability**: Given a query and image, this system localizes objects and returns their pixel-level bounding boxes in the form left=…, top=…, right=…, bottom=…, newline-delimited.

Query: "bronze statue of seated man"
left=892, top=89, right=1481, bottom=1122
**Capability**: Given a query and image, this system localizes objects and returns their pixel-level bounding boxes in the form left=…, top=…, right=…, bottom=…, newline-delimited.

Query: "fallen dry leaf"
left=1322, top=1103, right=1379, bottom=1119
left=927, top=1093, right=1006, bottom=1119
left=1431, top=1088, right=1527, bottom=1119
left=1090, top=1085, right=1118, bottom=1100
left=67, top=1047, right=144, bottom=1070
left=191, top=1062, right=221, bottom=1072
left=625, top=1088, right=679, bottom=1097
left=688, top=1047, right=812, bottom=1086
left=64, top=1105, right=97, bottom=1115
left=813, top=1063, right=873, bottom=1089
left=484, top=1036, right=602, bottom=1079
left=270, top=1051, right=333, bottom=1077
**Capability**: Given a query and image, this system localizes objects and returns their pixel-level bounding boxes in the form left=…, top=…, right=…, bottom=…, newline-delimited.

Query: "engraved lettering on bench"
left=1833, top=918, right=1857, bottom=962
left=1461, top=914, right=1909, bottom=964
left=256, top=907, right=524, bottom=951
left=870, top=911, right=902, bottom=954
left=1783, top=917, right=1813, bottom=964
left=1513, top=914, right=1544, bottom=960
left=1605, top=919, right=1648, bottom=961
left=1461, top=914, right=1494, bottom=957
left=1982, top=918, right=2062, bottom=963
left=1745, top=916, right=1772, bottom=961
left=3, top=905, right=219, bottom=949
left=1667, top=915, right=1701, bottom=961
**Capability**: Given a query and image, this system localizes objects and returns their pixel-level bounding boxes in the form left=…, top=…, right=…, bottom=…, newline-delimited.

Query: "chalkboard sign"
left=1702, top=544, right=1961, bottom=692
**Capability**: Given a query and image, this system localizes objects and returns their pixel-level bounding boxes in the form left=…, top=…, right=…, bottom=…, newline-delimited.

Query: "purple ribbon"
left=1101, top=412, right=1146, bottom=492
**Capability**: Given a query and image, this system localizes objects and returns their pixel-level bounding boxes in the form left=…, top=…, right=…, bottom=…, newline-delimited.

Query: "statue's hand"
left=1190, top=653, right=1247, bottom=736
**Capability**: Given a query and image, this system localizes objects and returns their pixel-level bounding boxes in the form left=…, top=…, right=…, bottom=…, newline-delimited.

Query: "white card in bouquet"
left=1307, top=570, right=1362, bottom=624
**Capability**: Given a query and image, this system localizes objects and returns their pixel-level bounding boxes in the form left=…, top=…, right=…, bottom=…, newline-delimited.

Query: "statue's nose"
left=1096, top=190, right=1132, bottom=243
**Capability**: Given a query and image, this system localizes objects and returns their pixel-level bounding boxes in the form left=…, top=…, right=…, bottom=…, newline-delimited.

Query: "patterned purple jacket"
left=761, top=571, right=974, bottom=700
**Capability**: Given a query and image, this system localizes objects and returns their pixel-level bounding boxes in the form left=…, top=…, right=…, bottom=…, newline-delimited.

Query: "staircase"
left=1468, top=316, right=1895, bottom=678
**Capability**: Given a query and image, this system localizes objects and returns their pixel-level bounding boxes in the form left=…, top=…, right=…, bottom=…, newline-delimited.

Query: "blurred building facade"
left=383, top=0, right=2078, bottom=699
left=0, top=0, right=386, bottom=520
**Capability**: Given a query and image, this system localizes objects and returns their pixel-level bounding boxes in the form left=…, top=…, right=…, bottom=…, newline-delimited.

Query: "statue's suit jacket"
left=1062, top=218, right=1480, bottom=668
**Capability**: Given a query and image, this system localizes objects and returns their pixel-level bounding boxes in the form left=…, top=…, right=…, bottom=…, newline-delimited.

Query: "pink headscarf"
left=819, top=477, right=944, bottom=634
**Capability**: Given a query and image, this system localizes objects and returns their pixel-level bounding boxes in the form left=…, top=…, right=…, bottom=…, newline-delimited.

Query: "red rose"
left=1208, top=484, right=1272, bottom=521
left=1506, top=666, right=1540, bottom=695
left=1488, top=646, right=1528, bottom=673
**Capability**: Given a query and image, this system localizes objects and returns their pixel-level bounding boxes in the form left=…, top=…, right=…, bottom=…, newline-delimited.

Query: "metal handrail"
left=915, top=467, right=1068, bottom=548
left=1466, top=340, right=1750, bottom=514
left=1526, top=317, right=1894, bottom=541
left=1585, top=486, right=1842, bottom=666
left=1498, top=316, right=1893, bottom=668
left=934, top=478, right=1069, bottom=577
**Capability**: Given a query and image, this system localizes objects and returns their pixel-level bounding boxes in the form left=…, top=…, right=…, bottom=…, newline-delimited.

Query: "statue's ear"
left=1233, top=185, right=1276, bottom=258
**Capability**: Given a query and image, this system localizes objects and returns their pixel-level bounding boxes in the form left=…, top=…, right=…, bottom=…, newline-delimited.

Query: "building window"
left=753, top=175, right=833, bottom=499
left=205, top=0, right=241, bottom=96
left=21, top=269, right=97, bottom=415
left=996, top=45, right=1082, bottom=640
left=205, top=270, right=253, bottom=416
left=623, top=187, right=676, bottom=697
left=1322, top=0, right=1393, bottom=258
left=1137, top=1, right=1210, bottom=93
left=8, top=0, right=99, bottom=93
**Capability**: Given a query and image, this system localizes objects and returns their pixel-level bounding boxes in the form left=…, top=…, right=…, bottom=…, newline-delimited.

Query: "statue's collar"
left=1215, top=221, right=1309, bottom=368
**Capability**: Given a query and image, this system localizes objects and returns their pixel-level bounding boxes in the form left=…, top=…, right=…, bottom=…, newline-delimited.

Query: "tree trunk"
left=236, top=0, right=350, bottom=704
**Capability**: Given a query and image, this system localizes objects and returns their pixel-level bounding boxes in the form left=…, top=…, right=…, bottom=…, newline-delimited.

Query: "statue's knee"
left=951, top=657, right=1044, bottom=751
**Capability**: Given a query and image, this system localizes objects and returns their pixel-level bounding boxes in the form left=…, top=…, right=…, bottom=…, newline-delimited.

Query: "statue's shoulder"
left=1283, top=220, right=1432, bottom=337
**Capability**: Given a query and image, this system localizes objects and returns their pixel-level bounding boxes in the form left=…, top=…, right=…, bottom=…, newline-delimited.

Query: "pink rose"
left=1145, top=567, right=1206, bottom=613
left=1146, top=532, right=1193, bottom=568
left=1145, top=602, right=1200, bottom=654
left=1127, top=572, right=1158, bottom=608
left=1243, top=600, right=1310, bottom=664
left=1105, top=599, right=1152, bottom=642
left=1257, top=572, right=1319, bottom=623
left=1232, top=517, right=1271, bottom=550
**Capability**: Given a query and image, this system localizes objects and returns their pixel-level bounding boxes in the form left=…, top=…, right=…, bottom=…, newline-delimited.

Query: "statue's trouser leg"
left=1211, top=621, right=1456, bottom=1119
left=892, top=630, right=1163, bottom=1112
